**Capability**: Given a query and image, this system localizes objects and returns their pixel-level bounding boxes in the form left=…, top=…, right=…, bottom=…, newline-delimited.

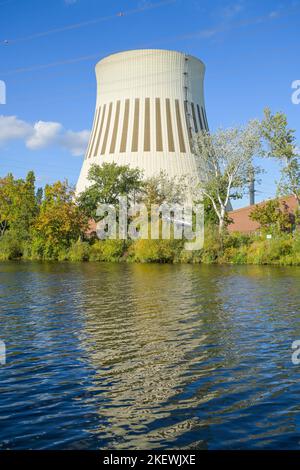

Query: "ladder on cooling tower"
left=183, top=55, right=194, bottom=152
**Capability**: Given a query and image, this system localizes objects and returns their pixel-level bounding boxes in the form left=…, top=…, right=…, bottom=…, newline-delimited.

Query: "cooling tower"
left=76, top=49, right=209, bottom=194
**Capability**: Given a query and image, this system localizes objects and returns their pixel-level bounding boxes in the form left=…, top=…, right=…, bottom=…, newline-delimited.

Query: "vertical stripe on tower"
left=144, top=97, right=150, bottom=152
left=101, top=102, right=112, bottom=155
left=203, top=107, right=209, bottom=131
left=155, top=98, right=163, bottom=151
left=120, top=99, right=130, bottom=153
left=86, top=106, right=100, bottom=159
left=110, top=100, right=120, bottom=154
left=94, top=104, right=106, bottom=156
left=191, top=103, right=198, bottom=133
left=131, top=98, right=140, bottom=152
left=201, top=106, right=208, bottom=131
left=166, top=98, right=175, bottom=152
left=184, top=101, right=193, bottom=152
left=197, top=104, right=204, bottom=131
left=175, top=99, right=186, bottom=153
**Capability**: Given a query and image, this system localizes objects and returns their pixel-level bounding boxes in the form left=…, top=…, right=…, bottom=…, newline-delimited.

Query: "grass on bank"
left=1, top=226, right=300, bottom=265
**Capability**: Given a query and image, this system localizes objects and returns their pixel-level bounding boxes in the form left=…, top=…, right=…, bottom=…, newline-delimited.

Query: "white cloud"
left=26, top=121, right=63, bottom=150
left=0, top=115, right=32, bottom=143
left=61, top=130, right=91, bottom=156
left=0, top=115, right=90, bottom=156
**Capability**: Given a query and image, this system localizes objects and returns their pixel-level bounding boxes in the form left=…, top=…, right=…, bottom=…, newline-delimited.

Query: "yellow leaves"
left=33, top=180, right=87, bottom=248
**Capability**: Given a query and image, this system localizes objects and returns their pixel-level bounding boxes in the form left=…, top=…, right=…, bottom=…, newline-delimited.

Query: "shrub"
left=200, top=225, right=221, bottom=263
left=89, top=239, right=125, bottom=262
left=0, top=231, right=24, bottom=260
left=224, top=232, right=252, bottom=249
left=130, top=239, right=182, bottom=263
left=67, top=240, right=90, bottom=262
left=221, top=245, right=248, bottom=264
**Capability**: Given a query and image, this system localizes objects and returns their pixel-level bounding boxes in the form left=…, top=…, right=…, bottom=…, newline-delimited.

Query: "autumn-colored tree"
left=249, top=199, right=293, bottom=233
left=32, top=181, right=87, bottom=258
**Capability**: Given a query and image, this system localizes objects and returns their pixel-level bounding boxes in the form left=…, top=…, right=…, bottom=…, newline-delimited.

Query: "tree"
left=33, top=181, right=87, bottom=258
left=0, top=173, right=15, bottom=237
left=0, top=171, right=37, bottom=237
left=193, top=123, right=262, bottom=233
left=261, top=108, right=300, bottom=204
left=77, top=163, right=143, bottom=219
left=20, top=171, right=38, bottom=235
left=137, top=170, right=187, bottom=207
left=202, top=192, right=232, bottom=227
left=249, top=199, right=293, bottom=233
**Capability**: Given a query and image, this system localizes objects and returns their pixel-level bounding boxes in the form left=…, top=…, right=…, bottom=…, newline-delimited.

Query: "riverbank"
left=1, top=230, right=300, bottom=265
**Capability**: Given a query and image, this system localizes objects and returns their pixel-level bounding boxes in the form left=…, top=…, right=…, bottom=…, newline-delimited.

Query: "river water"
left=1, top=262, right=300, bottom=449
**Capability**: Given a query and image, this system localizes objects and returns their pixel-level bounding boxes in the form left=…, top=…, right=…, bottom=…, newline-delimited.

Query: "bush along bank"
left=1, top=162, right=300, bottom=265
left=2, top=227, right=300, bottom=265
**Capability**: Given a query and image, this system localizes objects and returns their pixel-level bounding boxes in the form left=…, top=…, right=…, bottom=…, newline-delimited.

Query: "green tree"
left=194, top=123, right=262, bottom=233
left=0, top=171, right=37, bottom=237
left=261, top=108, right=300, bottom=204
left=137, top=170, right=187, bottom=208
left=78, top=163, right=143, bottom=219
left=249, top=199, right=293, bottom=233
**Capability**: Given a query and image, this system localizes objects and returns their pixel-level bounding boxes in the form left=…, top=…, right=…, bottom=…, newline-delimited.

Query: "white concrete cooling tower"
left=76, top=49, right=209, bottom=194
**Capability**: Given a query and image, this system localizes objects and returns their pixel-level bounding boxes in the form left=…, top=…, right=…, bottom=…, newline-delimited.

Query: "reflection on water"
left=1, top=262, right=300, bottom=449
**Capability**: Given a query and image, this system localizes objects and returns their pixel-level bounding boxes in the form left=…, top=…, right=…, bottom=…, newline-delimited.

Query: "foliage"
left=194, top=122, right=262, bottom=233
left=199, top=224, right=222, bottom=263
left=78, top=163, right=143, bottom=219
left=129, top=239, right=183, bottom=263
left=249, top=199, right=293, bottom=233
left=67, top=240, right=90, bottom=262
left=203, top=193, right=232, bottom=228
left=89, top=239, right=126, bottom=262
left=32, top=181, right=87, bottom=259
left=0, top=171, right=37, bottom=238
left=138, top=170, right=187, bottom=207
left=2, top=144, right=300, bottom=265
left=261, top=108, right=300, bottom=204
left=0, top=230, right=24, bottom=260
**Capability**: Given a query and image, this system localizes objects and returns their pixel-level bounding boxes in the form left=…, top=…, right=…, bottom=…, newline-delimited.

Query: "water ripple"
left=1, top=262, right=300, bottom=449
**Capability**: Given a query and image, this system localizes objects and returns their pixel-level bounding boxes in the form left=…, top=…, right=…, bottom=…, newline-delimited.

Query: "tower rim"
left=95, top=48, right=205, bottom=70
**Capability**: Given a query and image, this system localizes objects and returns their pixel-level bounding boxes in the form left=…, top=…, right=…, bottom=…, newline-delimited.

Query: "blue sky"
left=0, top=0, right=300, bottom=208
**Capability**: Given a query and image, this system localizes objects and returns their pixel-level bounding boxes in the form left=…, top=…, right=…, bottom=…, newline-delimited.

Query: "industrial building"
left=76, top=49, right=208, bottom=194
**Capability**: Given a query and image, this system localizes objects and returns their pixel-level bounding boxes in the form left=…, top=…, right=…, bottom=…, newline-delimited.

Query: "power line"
left=0, top=53, right=101, bottom=75
left=1, top=16, right=298, bottom=77
left=1, top=0, right=177, bottom=46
